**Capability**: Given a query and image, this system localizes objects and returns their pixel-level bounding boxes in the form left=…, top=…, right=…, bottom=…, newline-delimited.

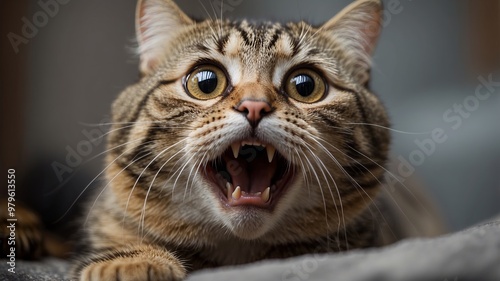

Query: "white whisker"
left=53, top=137, right=148, bottom=223
left=345, top=122, right=431, bottom=135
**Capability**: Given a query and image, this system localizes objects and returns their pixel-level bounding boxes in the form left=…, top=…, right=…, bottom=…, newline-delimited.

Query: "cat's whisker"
left=197, top=0, right=219, bottom=41
left=293, top=145, right=332, bottom=239
left=303, top=142, right=347, bottom=250
left=45, top=136, right=156, bottom=195
left=79, top=120, right=191, bottom=127
left=301, top=140, right=346, bottom=248
left=186, top=151, right=210, bottom=200
left=143, top=142, right=188, bottom=207
left=125, top=140, right=187, bottom=210
left=211, top=0, right=224, bottom=39
left=118, top=138, right=186, bottom=235
left=155, top=147, right=196, bottom=200
left=85, top=148, right=153, bottom=230
left=345, top=122, right=432, bottom=135
left=308, top=135, right=383, bottom=208
left=310, top=134, right=419, bottom=238
left=185, top=159, right=200, bottom=200
left=302, top=150, right=333, bottom=238
left=292, top=148, right=312, bottom=194
left=53, top=137, right=151, bottom=223
left=155, top=145, right=195, bottom=196
left=304, top=136, right=382, bottom=243
left=159, top=153, right=190, bottom=196
left=82, top=124, right=186, bottom=145
left=183, top=156, right=201, bottom=201
left=168, top=152, right=197, bottom=198
left=137, top=140, right=188, bottom=241
left=139, top=150, right=188, bottom=239
left=295, top=23, right=310, bottom=53
left=344, top=144, right=433, bottom=233
left=319, top=134, right=415, bottom=216
left=95, top=149, right=152, bottom=232
left=78, top=121, right=194, bottom=144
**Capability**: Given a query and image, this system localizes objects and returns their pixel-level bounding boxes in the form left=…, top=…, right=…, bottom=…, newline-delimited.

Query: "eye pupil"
left=285, top=69, right=325, bottom=103
left=292, top=75, right=315, bottom=97
left=186, top=65, right=227, bottom=100
left=196, top=70, right=218, bottom=94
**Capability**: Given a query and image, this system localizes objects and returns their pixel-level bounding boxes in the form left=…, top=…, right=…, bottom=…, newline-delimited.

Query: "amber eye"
left=285, top=69, right=326, bottom=103
left=186, top=65, right=227, bottom=100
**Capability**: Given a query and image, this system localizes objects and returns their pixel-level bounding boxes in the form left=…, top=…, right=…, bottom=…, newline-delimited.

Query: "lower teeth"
left=261, top=187, right=271, bottom=202
left=225, top=182, right=272, bottom=203
left=232, top=186, right=241, bottom=200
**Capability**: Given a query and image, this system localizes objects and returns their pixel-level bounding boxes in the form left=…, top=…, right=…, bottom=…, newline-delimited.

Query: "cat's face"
left=107, top=0, right=390, bottom=241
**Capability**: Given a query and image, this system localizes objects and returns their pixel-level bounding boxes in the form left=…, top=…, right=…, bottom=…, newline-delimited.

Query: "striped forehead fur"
left=138, top=0, right=379, bottom=83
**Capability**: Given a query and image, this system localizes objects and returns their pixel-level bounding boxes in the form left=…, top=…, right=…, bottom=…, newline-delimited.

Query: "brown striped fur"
left=71, top=0, right=443, bottom=280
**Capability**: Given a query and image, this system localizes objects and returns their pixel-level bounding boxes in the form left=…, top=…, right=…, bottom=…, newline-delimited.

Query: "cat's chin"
left=222, top=207, right=275, bottom=240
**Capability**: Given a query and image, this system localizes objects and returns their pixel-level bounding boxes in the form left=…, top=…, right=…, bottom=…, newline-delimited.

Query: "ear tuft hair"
left=321, top=0, right=382, bottom=83
left=136, top=0, right=193, bottom=74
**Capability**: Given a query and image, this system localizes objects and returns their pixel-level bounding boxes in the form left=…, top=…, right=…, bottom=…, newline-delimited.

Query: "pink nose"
left=236, top=100, right=272, bottom=123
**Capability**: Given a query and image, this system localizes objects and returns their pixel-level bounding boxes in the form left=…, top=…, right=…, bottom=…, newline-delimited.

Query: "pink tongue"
left=223, top=152, right=277, bottom=193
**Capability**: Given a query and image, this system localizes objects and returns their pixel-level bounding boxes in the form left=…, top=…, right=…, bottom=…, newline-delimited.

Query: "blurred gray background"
left=1, top=0, right=499, bottom=232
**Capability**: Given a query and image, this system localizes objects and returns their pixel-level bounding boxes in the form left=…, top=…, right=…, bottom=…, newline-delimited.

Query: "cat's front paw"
left=0, top=199, right=43, bottom=259
left=75, top=246, right=186, bottom=281
left=80, top=259, right=185, bottom=281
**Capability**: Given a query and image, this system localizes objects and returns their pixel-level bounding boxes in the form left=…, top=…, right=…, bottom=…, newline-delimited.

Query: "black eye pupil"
left=292, top=74, right=314, bottom=97
left=195, top=70, right=218, bottom=94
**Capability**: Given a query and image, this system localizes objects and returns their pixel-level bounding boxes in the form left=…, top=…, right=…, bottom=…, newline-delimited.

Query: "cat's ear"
left=136, top=0, right=193, bottom=74
left=321, top=0, right=382, bottom=82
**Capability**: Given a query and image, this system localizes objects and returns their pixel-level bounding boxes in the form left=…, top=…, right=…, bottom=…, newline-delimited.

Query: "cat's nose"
left=236, top=100, right=272, bottom=125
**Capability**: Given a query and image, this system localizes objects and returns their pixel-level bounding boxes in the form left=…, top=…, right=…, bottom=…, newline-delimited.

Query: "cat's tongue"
left=223, top=149, right=277, bottom=194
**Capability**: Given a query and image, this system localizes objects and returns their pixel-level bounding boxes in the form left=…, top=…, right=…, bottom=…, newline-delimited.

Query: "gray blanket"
left=2, top=221, right=499, bottom=281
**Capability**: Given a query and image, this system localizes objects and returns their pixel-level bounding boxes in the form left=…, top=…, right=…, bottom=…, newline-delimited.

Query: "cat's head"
left=108, top=0, right=389, bottom=241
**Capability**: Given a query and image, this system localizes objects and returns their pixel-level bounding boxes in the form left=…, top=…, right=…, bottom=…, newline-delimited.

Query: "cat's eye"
left=185, top=65, right=228, bottom=100
left=285, top=69, right=326, bottom=103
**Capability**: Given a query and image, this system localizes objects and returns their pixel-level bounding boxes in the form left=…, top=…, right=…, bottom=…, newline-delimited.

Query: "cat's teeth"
left=266, top=146, right=276, bottom=163
left=231, top=143, right=240, bottom=158
left=261, top=187, right=270, bottom=203
left=232, top=186, right=241, bottom=200
left=241, top=140, right=265, bottom=147
left=226, top=182, right=233, bottom=198
left=253, top=141, right=265, bottom=147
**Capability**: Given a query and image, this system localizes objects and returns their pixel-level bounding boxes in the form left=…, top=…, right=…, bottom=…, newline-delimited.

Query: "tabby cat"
left=71, top=0, right=439, bottom=280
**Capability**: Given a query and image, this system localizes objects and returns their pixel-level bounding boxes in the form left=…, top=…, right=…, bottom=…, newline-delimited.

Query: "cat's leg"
left=71, top=199, right=187, bottom=281
left=0, top=198, right=71, bottom=259
left=0, top=198, right=43, bottom=259
left=73, top=244, right=186, bottom=281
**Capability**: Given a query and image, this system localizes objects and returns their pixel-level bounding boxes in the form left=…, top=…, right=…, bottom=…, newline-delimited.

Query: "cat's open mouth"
left=204, top=139, right=294, bottom=209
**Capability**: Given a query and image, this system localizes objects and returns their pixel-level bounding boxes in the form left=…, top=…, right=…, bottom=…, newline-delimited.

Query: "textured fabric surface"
left=1, top=221, right=499, bottom=281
